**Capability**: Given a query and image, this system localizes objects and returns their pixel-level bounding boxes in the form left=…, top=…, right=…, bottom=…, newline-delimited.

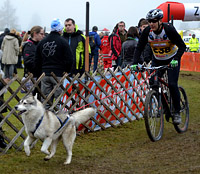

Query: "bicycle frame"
left=158, top=76, right=173, bottom=121
left=150, top=69, right=172, bottom=121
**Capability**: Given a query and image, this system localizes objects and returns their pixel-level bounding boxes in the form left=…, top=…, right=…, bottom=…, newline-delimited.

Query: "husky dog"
left=15, top=94, right=96, bottom=164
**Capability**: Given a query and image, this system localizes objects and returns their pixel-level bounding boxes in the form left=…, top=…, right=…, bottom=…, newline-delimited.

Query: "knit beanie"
left=4, top=28, right=10, bottom=34
left=51, top=18, right=63, bottom=32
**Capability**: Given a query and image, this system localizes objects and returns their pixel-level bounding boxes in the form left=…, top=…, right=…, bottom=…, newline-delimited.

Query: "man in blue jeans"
left=89, top=26, right=101, bottom=72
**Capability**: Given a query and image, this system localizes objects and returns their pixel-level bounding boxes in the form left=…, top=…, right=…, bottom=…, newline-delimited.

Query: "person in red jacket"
left=100, top=32, right=112, bottom=70
left=110, top=23, right=122, bottom=69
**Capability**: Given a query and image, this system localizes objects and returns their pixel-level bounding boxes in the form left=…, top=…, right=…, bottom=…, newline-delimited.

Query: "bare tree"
left=0, top=0, right=19, bottom=30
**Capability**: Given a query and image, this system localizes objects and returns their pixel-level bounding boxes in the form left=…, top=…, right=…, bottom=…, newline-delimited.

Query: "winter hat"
left=92, top=26, right=98, bottom=32
left=51, top=18, right=63, bottom=32
left=4, top=28, right=10, bottom=34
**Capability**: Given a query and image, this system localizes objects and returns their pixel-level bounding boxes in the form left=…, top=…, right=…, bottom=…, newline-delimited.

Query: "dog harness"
left=54, top=115, right=70, bottom=134
left=31, top=115, right=44, bottom=136
left=31, top=114, right=70, bottom=136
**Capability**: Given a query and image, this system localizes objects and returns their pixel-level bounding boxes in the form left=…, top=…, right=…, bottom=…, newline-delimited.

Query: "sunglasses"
left=148, top=19, right=159, bottom=23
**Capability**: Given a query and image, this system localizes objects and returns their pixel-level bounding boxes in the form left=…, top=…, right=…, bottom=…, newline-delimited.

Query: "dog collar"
left=31, top=115, right=44, bottom=136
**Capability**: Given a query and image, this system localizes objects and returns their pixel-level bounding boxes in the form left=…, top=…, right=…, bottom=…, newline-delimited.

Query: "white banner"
left=183, top=3, right=200, bottom=21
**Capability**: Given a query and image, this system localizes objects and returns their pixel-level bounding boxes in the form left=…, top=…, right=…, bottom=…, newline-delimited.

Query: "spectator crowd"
left=0, top=17, right=153, bottom=82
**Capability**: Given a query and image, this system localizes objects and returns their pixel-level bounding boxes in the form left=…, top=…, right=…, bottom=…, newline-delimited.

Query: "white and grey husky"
left=15, top=94, right=96, bottom=164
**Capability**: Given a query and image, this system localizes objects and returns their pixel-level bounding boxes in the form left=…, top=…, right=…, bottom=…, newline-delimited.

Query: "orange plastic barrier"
left=181, top=52, right=200, bottom=72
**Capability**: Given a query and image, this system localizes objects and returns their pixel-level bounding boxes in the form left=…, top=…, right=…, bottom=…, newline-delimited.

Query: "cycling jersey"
left=148, top=28, right=178, bottom=60
left=133, top=23, right=186, bottom=64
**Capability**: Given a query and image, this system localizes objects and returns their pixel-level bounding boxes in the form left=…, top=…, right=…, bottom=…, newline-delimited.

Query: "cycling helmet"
left=146, top=9, right=163, bottom=20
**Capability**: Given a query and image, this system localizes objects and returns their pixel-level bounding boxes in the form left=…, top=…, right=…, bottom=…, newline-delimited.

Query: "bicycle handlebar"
left=136, top=64, right=172, bottom=71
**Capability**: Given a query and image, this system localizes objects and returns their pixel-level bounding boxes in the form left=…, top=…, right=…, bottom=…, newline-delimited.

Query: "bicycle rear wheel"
left=174, top=86, right=189, bottom=133
left=144, top=90, right=164, bottom=142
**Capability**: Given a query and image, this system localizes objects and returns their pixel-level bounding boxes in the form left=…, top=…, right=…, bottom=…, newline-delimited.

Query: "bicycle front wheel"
left=174, top=86, right=189, bottom=133
left=144, top=90, right=164, bottom=142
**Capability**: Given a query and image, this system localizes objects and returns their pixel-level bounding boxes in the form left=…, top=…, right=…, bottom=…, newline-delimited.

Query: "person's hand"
left=130, top=64, right=138, bottom=71
left=170, top=60, right=178, bottom=68
left=3, top=78, right=10, bottom=84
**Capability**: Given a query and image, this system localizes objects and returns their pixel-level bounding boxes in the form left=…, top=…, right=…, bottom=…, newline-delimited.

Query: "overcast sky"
left=4, top=0, right=200, bottom=32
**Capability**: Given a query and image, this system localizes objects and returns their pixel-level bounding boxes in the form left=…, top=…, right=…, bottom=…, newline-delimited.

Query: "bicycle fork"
left=153, top=75, right=162, bottom=118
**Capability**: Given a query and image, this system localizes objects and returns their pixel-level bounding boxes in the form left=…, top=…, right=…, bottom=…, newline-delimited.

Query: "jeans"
left=90, top=51, right=99, bottom=72
left=4, top=64, right=15, bottom=79
left=41, top=76, right=62, bottom=109
left=113, top=56, right=122, bottom=70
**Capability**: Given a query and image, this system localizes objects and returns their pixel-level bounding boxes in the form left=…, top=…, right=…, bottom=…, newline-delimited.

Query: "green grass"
left=0, top=70, right=199, bottom=174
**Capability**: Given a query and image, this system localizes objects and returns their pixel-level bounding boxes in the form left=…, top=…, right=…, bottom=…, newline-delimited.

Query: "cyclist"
left=132, top=9, right=186, bottom=124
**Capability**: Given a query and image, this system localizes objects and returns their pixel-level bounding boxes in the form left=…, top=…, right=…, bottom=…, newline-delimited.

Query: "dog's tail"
left=71, top=107, right=96, bottom=127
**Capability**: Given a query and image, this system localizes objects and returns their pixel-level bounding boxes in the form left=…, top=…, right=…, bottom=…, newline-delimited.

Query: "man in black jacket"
left=132, top=9, right=186, bottom=125
left=35, top=18, right=73, bottom=109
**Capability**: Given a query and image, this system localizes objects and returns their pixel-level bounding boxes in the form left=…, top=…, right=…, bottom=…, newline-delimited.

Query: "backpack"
left=89, top=34, right=96, bottom=50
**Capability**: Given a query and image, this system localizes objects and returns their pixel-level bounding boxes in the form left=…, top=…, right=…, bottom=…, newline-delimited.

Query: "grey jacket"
left=1, top=34, right=19, bottom=65
left=121, top=37, right=138, bottom=66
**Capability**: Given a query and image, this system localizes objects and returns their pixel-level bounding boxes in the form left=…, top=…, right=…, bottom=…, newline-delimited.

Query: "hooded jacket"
left=35, top=31, right=73, bottom=77
left=62, top=25, right=86, bottom=76
left=1, top=33, right=19, bottom=65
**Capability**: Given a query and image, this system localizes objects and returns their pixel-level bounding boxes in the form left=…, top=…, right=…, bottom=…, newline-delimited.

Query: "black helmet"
left=146, top=9, right=163, bottom=20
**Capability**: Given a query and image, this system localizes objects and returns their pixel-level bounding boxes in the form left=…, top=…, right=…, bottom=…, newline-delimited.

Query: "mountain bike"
left=137, top=64, right=189, bottom=142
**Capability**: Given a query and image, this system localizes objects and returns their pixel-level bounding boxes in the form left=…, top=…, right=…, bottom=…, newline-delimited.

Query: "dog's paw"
left=64, top=157, right=72, bottom=165
left=41, top=149, right=50, bottom=155
left=44, top=156, right=51, bottom=161
left=25, top=151, right=31, bottom=156
left=64, top=161, right=71, bottom=165
left=24, top=148, right=31, bottom=156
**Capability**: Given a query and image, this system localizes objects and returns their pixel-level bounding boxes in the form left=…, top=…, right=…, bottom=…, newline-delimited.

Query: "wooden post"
left=167, top=4, right=170, bottom=24
left=85, top=2, right=90, bottom=72
left=171, top=15, right=174, bottom=26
